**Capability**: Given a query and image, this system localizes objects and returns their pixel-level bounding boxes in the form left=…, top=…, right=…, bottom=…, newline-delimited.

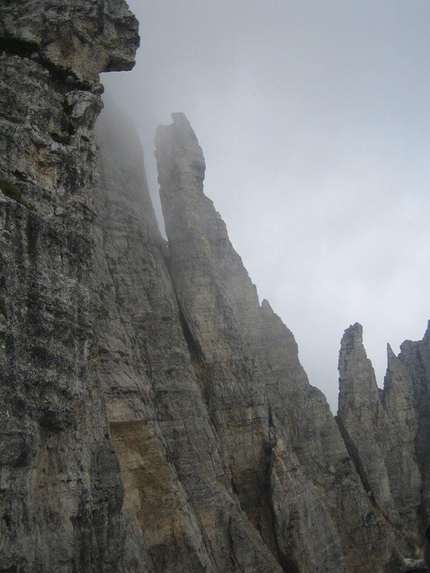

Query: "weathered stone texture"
left=94, top=104, right=283, bottom=573
left=260, top=301, right=392, bottom=572
left=384, top=346, right=422, bottom=532
left=397, top=323, right=430, bottom=526
left=0, top=1, right=138, bottom=571
left=0, top=0, right=139, bottom=84
left=2, top=1, right=430, bottom=571
left=338, top=324, right=393, bottom=508
left=155, top=112, right=272, bottom=533
left=154, top=113, right=393, bottom=573
left=337, top=323, right=423, bottom=558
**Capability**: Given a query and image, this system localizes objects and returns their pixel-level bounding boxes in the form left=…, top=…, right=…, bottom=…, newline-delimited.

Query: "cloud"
left=103, top=0, right=430, bottom=409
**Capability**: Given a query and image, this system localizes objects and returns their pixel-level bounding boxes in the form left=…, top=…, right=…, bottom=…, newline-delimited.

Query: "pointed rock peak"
left=345, top=322, right=363, bottom=338
left=170, top=112, right=203, bottom=157
left=385, top=344, right=407, bottom=377
left=387, top=343, right=396, bottom=362
left=384, top=343, right=404, bottom=385
left=340, top=323, right=365, bottom=356
left=384, top=341, right=411, bottom=394
left=155, top=112, right=205, bottom=182
left=171, top=112, right=191, bottom=127
left=260, top=299, right=287, bottom=329
left=338, top=322, right=378, bottom=400
left=423, top=319, right=430, bottom=343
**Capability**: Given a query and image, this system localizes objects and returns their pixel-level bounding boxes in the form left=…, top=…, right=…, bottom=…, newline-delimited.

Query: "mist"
left=102, top=0, right=430, bottom=409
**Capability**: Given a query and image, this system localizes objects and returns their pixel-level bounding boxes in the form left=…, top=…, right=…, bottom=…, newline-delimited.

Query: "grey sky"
left=103, top=0, right=430, bottom=409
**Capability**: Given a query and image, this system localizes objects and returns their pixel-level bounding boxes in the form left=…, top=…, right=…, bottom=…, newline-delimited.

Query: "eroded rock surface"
left=397, top=324, right=430, bottom=526
left=1, top=1, right=429, bottom=571
left=155, top=112, right=272, bottom=531
left=260, top=303, right=392, bottom=572
left=154, top=113, right=394, bottom=573
left=0, top=0, right=139, bottom=84
left=94, top=103, right=283, bottom=573
left=337, top=323, right=423, bottom=557
left=0, top=1, right=138, bottom=571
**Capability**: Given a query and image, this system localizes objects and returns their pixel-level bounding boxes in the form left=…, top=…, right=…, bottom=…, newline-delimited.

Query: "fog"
left=103, top=0, right=430, bottom=410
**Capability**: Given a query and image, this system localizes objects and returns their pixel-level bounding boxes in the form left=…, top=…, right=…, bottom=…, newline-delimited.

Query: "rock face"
left=94, top=102, right=283, bottom=573
left=154, top=113, right=393, bottom=573
left=0, top=1, right=138, bottom=571
left=397, top=323, right=430, bottom=526
left=1, top=2, right=430, bottom=572
left=155, top=112, right=273, bottom=537
left=337, top=323, right=424, bottom=557
left=259, top=303, right=392, bottom=572
left=0, top=0, right=139, bottom=84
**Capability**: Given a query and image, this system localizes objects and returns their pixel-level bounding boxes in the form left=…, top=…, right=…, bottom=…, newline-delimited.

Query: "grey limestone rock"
left=260, top=301, right=392, bottom=573
left=337, top=323, right=423, bottom=558
left=2, top=1, right=429, bottom=571
left=155, top=113, right=393, bottom=573
left=0, top=1, right=138, bottom=571
left=397, top=323, right=430, bottom=526
left=338, top=323, right=393, bottom=510
left=384, top=345, right=422, bottom=531
left=94, top=103, right=283, bottom=573
left=155, top=112, right=272, bottom=533
left=0, top=0, right=139, bottom=84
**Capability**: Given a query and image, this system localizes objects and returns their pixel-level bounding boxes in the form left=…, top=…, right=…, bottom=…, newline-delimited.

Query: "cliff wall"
left=154, top=113, right=393, bottom=573
left=0, top=2, right=429, bottom=573
left=0, top=1, right=138, bottom=571
left=337, top=322, right=430, bottom=560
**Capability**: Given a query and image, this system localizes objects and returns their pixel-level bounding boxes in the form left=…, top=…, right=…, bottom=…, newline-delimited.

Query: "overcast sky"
left=103, top=0, right=430, bottom=410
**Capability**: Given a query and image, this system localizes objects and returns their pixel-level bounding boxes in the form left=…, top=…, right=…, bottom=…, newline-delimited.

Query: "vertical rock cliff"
left=397, top=323, right=430, bottom=526
left=337, top=323, right=425, bottom=559
left=94, top=103, right=283, bottom=573
left=154, top=113, right=394, bottom=573
left=259, top=303, right=392, bottom=572
left=1, top=2, right=429, bottom=572
left=0, top=1, right=138, bottom=571
left=155, top=112, right=273, bottom=536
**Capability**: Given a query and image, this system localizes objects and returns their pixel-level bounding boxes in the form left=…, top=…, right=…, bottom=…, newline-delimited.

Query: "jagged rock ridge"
left=154, top=112, right=394, bottom=573
left=1, top=2, right=430, bottom=572
left=338, top=322, right=430, bottom=559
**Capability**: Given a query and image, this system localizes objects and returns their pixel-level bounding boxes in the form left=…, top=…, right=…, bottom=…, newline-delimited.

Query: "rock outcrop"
left=94, top=103, right=283, bottom=573
left=1, top=1, right=430, bottom=572
left=154, top=113, right=393, bottom=573
left=259, top=303, right=392, bottom=572
left=337, top=323, right=424, bottom=557
left=0, top=0, right=138, bottom=84
left=0, top=1, right=138, bottom=571
left=397, top=323, right=430, bottom=526
left=155, top=112, right=273, bottom=537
